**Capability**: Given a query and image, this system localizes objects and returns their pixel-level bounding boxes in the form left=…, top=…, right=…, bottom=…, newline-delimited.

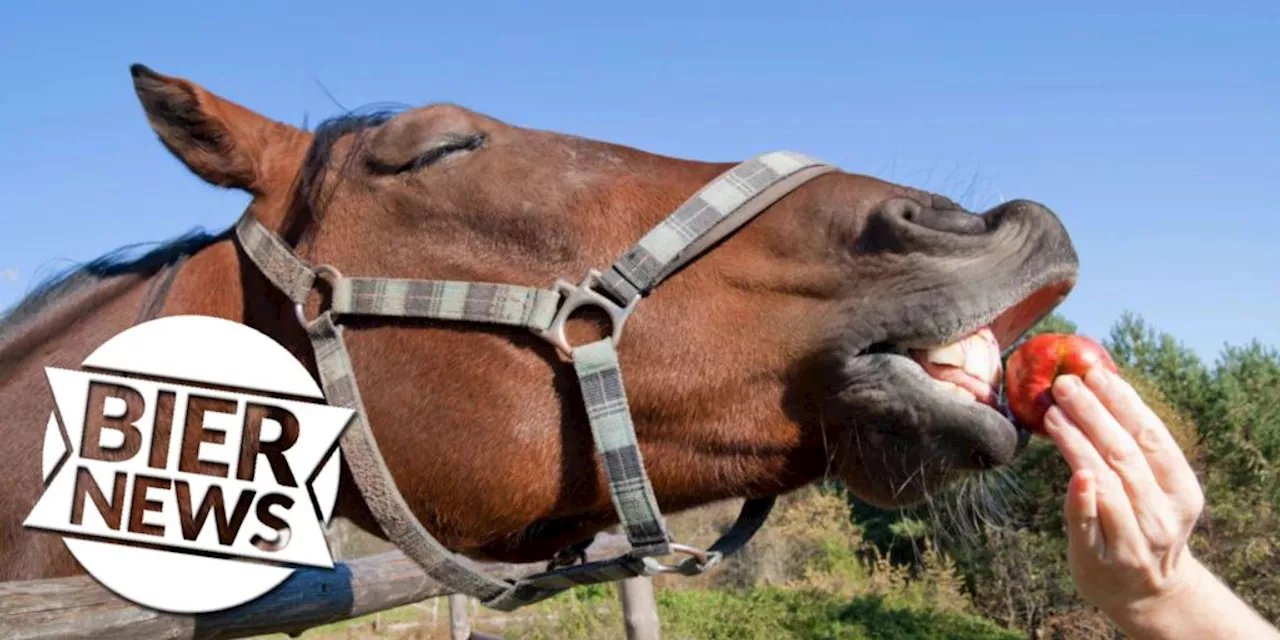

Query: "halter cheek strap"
left=235, top=151, right=836, bottom=611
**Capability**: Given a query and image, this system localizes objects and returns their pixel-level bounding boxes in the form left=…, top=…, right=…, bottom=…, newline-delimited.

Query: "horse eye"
left=369, top=133, right=485, bottom=175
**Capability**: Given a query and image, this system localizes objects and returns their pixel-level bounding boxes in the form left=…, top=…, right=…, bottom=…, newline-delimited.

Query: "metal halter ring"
left=534, top=268, right=640, bottom=359
left=644, top=543, right=719, bottom=576
left=293, top=264, right=344, bottom=327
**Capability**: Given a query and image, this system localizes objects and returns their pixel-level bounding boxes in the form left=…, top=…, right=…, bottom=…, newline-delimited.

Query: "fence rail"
left=0, top=535, right=638, bottom=640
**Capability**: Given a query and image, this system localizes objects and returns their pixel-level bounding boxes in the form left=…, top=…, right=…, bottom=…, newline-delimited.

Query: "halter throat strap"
left=234, top=151, right=835, bottom=610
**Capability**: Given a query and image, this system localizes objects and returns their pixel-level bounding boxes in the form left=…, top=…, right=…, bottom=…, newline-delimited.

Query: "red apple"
left=1004, top=333, right=1118, bottom=434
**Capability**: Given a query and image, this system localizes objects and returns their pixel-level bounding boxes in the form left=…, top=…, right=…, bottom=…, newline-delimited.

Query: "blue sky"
left=0, top=1, right=1275, bottom=362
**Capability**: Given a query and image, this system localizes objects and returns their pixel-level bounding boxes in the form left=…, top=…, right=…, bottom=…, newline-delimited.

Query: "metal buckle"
left=642, top=543, right=721, bottom=576
left=293, top=264, right=344, bottom=327
left=535, top=269, right=639, bottom=359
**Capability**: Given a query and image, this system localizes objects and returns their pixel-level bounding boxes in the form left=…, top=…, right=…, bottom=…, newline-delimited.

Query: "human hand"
left=1042, top=367, right=1279, bottom=639
left=1042, top=367, right=1204, bottom=622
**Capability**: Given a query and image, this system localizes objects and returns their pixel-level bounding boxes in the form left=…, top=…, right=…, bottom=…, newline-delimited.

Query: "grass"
left=257, top=585, right=1019, bottom=640
left=257, top=487, right=1022, bottom=639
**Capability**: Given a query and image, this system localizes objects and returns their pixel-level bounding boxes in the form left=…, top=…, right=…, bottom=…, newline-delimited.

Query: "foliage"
left=509, top=486, right=1017, bottom=639
left=506, top=587, right=1020, bottom=640
left=657, top=589, right=1020, bottom=640
left=1106, top=311, right=1215, bottom=421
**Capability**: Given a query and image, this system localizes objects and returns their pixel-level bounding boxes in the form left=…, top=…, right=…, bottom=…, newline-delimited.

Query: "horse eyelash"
left=368, top=133, right=487, bottom=175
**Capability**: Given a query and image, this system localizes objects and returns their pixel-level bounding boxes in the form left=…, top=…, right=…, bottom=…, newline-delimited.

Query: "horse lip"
left=832, top=276, right=1075, bottom=408
left=898, top=276, right=1076, bottom=355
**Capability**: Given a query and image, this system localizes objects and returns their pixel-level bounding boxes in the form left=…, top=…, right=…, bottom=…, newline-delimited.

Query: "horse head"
left=131, top=64, right=1077, bottom=565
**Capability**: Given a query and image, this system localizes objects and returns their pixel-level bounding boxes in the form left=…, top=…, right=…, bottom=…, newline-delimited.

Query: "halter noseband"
left=234, top=151, right=836, bottom=610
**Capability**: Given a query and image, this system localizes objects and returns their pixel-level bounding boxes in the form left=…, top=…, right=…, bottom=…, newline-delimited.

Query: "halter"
left=234, top=151, right=836, bottom=610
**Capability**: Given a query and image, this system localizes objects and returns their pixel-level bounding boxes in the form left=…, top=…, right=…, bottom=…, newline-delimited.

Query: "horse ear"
left=130, top=63, right=300, bottom=194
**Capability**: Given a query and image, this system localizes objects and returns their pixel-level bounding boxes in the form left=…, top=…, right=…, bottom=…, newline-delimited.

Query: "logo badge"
left=24, top=315, right=353, bottom=613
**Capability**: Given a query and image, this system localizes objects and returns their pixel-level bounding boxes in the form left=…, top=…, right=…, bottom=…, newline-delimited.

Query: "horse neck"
left=0, top=273, right=155, bottom=374
left=153, top=237, right=315, bottom=363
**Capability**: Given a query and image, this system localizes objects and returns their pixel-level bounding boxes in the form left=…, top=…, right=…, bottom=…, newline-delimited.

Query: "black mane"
left=0, top=228, right=223, bottom=341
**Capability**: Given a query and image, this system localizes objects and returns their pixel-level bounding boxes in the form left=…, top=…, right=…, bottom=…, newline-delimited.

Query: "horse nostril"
left=875, top=196, right=988, bottom=237
left=881, top=198, right=922, bottom=223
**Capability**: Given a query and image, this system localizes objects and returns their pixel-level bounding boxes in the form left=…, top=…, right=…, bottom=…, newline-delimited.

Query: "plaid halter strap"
left=235, top=151, right=837, bottom=610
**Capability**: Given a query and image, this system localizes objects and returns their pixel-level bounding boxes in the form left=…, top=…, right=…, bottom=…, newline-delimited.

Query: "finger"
left=1044, top=406, right=1147, bottom=557
left=1083, top=368, right=1204, bottom=518
left=1065, top=469, right=1103, bottom=558
left=1052, top=375, right=1176, bottom=535
left=1044, top=404, right=1111, bottom=476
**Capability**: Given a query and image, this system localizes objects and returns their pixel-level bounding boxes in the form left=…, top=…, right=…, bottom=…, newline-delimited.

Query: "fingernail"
left=1054, top=375, right=1081, bottom=398
left=1045, top=405, right=1079, bottom=432
left=1086, top=367, right=1110, bottom=390
left=1043, top=405, right=1064, bottom=431
left=1076, top=469, right=1094, bottom=490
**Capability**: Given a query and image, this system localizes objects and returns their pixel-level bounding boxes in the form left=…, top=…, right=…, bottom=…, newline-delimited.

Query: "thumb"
left=1066, top=469, right=1104, bottom=558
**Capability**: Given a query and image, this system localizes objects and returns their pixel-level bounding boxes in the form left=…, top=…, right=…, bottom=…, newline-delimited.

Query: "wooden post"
left=618, top=576, right=660, bottom=640
left=448, top=594, right=470, bottom=640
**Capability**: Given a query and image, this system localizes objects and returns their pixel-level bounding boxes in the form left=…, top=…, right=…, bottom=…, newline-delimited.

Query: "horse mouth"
left=909, top=326, right=1003, bottom=407
left=854, top=280, right=1073, bottom=434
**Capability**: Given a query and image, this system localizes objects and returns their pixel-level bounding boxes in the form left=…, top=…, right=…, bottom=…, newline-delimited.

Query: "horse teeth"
left=961, top=343, right=991, bottom=382
left=931, top=379, right=973, bottom=402
left=925, top=329, right=1002, bottom=386
left=918, top=327, right=1002, bottom=388
left=926, top=343, right=967, bottom=367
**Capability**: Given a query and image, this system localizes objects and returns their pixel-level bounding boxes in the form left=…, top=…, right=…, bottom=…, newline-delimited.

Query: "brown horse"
left=0, top=64, right=1078, bottom=582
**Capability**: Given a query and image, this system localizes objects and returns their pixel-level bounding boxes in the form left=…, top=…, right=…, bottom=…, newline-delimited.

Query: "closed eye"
left=367, top=133, right=486, bottom=175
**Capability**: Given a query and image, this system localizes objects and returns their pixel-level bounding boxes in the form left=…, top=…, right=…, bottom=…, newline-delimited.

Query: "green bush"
left=512, top=587, right=1019, bottom=640
left=658, top=589, right=1021, bottom=640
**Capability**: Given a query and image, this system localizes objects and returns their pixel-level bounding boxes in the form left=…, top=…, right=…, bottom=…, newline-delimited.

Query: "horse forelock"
left=283, top=108, right=403, bottom=240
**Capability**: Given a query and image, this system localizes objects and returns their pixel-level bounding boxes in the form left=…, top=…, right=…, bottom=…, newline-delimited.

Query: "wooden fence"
left=0, top=530, right=662, bottom=639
